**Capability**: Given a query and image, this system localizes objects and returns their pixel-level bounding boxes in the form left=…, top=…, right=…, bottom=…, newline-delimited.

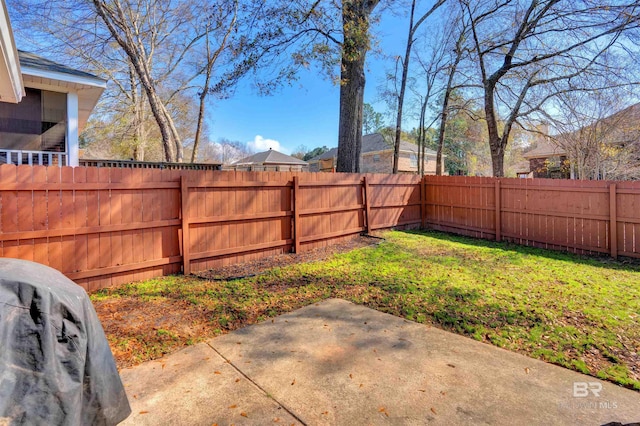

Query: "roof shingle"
left=18, top=50, right=105, bottom=82
left=233, top=149, right=309, bottom=165
left=307, top=133, right=436, bottom=162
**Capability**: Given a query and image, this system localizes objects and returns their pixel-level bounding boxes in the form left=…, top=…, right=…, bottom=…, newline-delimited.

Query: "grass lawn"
left=91, top=230, right=640, bottom=390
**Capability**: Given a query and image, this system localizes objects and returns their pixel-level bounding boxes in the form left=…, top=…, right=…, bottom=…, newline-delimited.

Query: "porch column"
left=66, top=91, right=79, bottom=166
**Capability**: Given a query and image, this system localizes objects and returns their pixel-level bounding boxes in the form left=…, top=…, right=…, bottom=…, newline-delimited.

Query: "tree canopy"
left=7, top=0, right=640, bottom=176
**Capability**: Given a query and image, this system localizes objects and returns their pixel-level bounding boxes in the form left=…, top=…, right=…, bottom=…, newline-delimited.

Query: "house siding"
left=529, top=156, right=570, bottom=179
left=360, top=151, right=438, bottom=174
left=361, top=151, right=393, bottom=173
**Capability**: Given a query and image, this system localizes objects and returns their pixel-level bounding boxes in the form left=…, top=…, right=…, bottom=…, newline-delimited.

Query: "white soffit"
left=19, top=50, right=107, bottom=132
left=21, top=73, right=105, bottom=134
left=0, top=0, right=24, bottom=103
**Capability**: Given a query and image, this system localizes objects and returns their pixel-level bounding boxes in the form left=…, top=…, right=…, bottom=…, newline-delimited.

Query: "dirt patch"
left=95, top=297, right=212, bottom=367
left=196, top=234, right=383, bottom=280
left=93, top=234, right=383, bottom=369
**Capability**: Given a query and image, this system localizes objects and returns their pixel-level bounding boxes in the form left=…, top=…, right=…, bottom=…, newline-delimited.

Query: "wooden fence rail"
left=2, top=165, right=640, bottom=292
left=424, top=176, right=640, bottom=259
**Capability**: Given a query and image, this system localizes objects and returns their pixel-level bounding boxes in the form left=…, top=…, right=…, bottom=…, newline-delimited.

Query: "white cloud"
left=247, top=135, right=289, bottom=154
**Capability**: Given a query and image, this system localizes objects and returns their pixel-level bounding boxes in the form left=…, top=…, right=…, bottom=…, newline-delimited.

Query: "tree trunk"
left=391, top=0, right=446, bottom=174
left=436, top=84, right=452, bottom=176
left=336, top=0, right=379, bottom=174
left=490, top=146, right=505, bottom=178
left=158, top=102, right=183, bottom=162
left=92, top=0, right=179, bottom=163
left=146, top=86, right=177, bottom=162
left=191, top=88, right=208, bottom=163
left=483, top=82, right=505, bottom=177
left=337, top=53, right=366, bottom=173
left=132, top=97, right=145, bottom=161
left=392, top=0, right=416, bottom=174
left=417, top=99, right=425, bottom=175
left=130, top=64, right=145, bottom=161
left=436, top=30, right=465, bottom=176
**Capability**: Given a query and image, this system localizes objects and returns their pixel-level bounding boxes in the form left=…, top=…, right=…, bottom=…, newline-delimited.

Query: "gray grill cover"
left=0, top=258, right=131, bottom=425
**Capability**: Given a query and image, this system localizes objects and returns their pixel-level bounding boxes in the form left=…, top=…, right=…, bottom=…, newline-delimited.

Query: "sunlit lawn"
left=91, top=230, right=640, bottom=390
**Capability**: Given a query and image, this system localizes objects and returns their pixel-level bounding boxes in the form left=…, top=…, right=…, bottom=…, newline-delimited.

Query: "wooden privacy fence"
left=425, top=175, right=640, bottom=259
left=0, top=165, right=420, bottom=291
left=180, top=173, right=422, bottom=274
left=3, top=164, right=640, bottom=293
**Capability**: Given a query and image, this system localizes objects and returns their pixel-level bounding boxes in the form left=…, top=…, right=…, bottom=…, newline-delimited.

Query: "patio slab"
left=119, top=342, right=301, bottom=425
left=120, top=298, right=640, bottom=425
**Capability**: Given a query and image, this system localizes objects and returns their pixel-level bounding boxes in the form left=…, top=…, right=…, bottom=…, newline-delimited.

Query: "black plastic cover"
left=0, top=258, right=131, bottom=425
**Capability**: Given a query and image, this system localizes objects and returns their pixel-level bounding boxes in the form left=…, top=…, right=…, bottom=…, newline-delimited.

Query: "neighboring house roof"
left=613, top=102, right=640, bottom=125
left=523, top=141, right=567, bottom=159
left=307, top=147, right=338, bottom=163
left=567, top=102, right=640, bottom=146
left=307, top=134, right=437, bottom=163
left=533, top=103, right=640, bottom=158
left=361, top=133, right=437, bottom=155
left=514, top=160, right=531, bottom=173
left=233, top=149, right=309, bottom=166
left=0, top=0, right=23, bottom=103
left=18, top=51, right=107, bottom=133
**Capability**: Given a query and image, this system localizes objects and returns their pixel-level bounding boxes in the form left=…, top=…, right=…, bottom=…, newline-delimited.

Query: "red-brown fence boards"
left=423, top=176, right=639, bottom=258
left=182, top=172, right=294, bottom=274
left=616, top=181, right=640, bottom=258
left=368, top=174, right=422, bottom=230
left=297, top=174, right=365, bottom=248
left=500, top=178, right=610, bottom=254
left=3, top=164, right=640, bottom=293
left=0, top=165, right=184, bottom=292
left=424, top=175, right=496, bottom=239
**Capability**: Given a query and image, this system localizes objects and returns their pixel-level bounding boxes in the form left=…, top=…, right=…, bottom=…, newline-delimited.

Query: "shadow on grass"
left=399, top=229, right=640, bottom=273
left=362, top=280, right=546, bottom=335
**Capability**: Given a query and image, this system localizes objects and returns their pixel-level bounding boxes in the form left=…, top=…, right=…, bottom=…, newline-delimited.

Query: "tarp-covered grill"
left=0, top=258, right=130, bottom=425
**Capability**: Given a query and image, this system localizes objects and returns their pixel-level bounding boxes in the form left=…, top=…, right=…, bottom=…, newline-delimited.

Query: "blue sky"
left=8, top=0, right=432, bottom=156
left=210, top=10, right=412, bottom=155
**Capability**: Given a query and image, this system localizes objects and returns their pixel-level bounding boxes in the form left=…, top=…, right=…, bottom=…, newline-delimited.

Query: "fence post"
left=363, top=176, right=372, bottom=233
left=610, top=183, right=617, bottom=259
left=420, top=176, right=427, bottom=229
left=180, top=175, right=191, bottom=275
left=495, top=179, right=501, bottom=242
left=293, top=176, right=300, bottom=253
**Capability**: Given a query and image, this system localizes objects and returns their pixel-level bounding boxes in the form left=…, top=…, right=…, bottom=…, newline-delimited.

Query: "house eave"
left=21, top=70, right=106, bottom=134
left=21, top=65, right=107, bottom=89
left=0, top=0, right=24, bottom=103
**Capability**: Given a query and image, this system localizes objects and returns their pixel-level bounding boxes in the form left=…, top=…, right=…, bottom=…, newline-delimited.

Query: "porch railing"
left=0, top=150, right=68, bottom=166
left=79, top=159, right=222, bottom=170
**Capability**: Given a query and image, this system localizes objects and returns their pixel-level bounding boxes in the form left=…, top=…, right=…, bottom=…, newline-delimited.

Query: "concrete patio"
left=119, top=299, right=639, bottom=425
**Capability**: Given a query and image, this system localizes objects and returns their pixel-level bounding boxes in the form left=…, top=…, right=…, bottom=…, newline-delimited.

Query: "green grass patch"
left=91, top=230, right=640, bottom=390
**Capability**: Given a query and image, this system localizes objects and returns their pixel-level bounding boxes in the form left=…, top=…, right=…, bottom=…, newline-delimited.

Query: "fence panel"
left=182, top=171, right=295, bottom=274
left=0, top=164, right=184, bottom=291
left=296, top=173, right=365, bottom=250
left=368, top=174, right=422, bottom=230
left=424, top=175, right=496, bottom=239
left=498, top=178, right=610, bottom=255
left=423, top=176, right=640, bottom=259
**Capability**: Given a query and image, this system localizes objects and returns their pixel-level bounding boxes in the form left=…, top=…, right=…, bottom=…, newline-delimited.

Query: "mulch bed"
left=195, top=234, right=384, bottom=281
